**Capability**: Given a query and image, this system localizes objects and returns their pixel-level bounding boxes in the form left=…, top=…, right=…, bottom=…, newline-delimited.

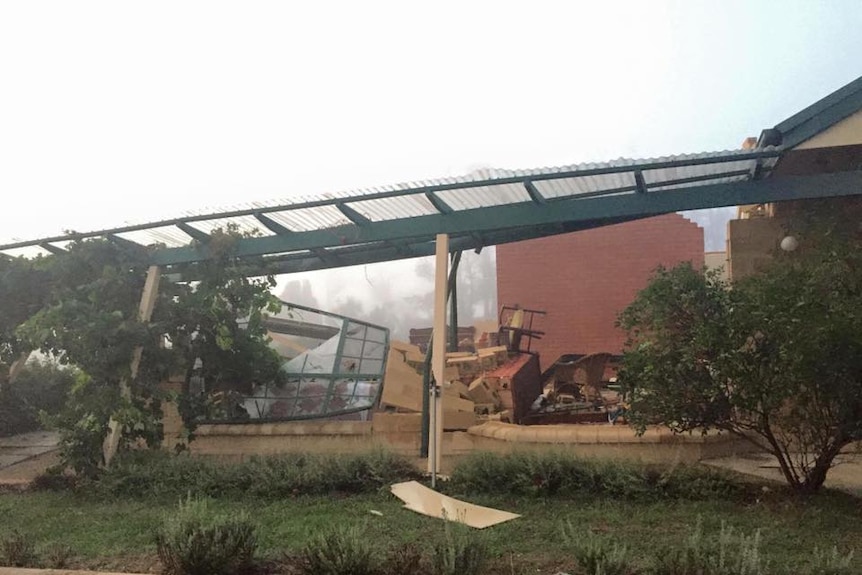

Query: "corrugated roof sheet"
left=0, top=147, right=781, bottom=257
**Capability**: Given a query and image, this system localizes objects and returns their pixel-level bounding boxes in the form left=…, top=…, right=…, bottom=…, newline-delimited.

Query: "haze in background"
left=1, top=1, right=860, bottom=335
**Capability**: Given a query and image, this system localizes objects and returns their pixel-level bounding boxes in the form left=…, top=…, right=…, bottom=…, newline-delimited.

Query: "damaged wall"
left=496, top=214, right=704, bottom=369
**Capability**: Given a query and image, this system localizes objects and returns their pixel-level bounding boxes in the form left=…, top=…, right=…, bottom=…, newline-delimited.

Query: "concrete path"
left=0, top=569, right=145, bottom=575
left=702, top=449, right=862, bottom=496
left=0, top=431, right=59, bottom=487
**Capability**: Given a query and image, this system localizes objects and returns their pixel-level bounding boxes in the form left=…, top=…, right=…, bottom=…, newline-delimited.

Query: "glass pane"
left=366, top=327, right=387, bottom=344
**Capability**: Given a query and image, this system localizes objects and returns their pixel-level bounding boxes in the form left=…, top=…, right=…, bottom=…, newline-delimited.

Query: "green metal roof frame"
left=774, top=75, right=862, bottom=149
left=2, top=76, right=862, bottom=276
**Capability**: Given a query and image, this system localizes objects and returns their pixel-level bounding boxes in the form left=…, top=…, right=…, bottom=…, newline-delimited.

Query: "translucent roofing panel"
left=349, top=194, right=439, bottom=221
left=187, top=215, right=275, bottom=238
left=263, top=205, right=350, bottom=232
left=435, top=180, right=532, bottom=210
left=115, top=226, right=195, bottom=248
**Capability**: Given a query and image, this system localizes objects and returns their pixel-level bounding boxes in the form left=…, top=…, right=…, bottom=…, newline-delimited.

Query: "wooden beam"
left=428, top=234, right=448, bottom=485
left=103, top=265, right=161, bottom=467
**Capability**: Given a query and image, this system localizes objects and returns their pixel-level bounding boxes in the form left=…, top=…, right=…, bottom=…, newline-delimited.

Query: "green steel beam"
left=775, top=76, right=862, bottom=149
left=523, top=180, right=547, bottom=204
left=448, top=251, right=463, bottom=354
left=39, top=243, right=66, bottom=255
left=634, top=171, right=648, bottom=193
left=426, top=192, right=454, bottom=214
left=168, top=215, right=649, bottom=280
left=254, top=212, right=292, bottom=235
left=153, top=171, right=862, bottom=266
left=176, top=222, right=210, bottom=243
left=336, top=203, right=372, bottom=226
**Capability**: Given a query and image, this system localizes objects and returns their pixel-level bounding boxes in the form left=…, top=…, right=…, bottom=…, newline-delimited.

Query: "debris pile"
left=379, top=328, right=542, bottom=428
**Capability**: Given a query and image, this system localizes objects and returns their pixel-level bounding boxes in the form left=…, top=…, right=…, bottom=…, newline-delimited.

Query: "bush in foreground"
left=155, top=497, right=257, bottom=575
left=63, top=448, right=421, bottom=499
left=0, top=530, right=38, bottom=568
left=298, top=525, right=377, bottom=575
left=448, top=451, right=747, bottom=501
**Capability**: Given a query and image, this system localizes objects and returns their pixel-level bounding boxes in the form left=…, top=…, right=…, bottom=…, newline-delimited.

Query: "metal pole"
left=420, top=251, right=462, bottom=458
left=448, top=252, right=460, bottom=353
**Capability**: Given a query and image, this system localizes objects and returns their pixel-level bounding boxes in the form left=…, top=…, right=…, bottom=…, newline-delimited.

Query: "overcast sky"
left=1, top=1, right=861, bottom=316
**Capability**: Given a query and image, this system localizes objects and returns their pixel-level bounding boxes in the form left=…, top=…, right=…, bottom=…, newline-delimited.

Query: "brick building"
left=496, top=214, right=704, bottom=369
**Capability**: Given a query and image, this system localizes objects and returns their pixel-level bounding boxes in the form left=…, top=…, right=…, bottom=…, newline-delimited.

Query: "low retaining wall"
left=172, top=408, right=753, bottom=465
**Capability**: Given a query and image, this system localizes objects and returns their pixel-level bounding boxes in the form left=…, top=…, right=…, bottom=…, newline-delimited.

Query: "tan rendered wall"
left=795, top=109, right=862, bottom=149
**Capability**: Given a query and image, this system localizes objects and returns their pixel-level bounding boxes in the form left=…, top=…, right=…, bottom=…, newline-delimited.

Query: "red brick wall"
left=496, top=214, right=704, bottom=370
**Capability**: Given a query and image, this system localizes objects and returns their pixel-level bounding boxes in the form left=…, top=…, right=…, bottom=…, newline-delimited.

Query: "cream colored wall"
left=795, top=109, right=862, bottom=149
left=704, top=251, right=728, bottom=282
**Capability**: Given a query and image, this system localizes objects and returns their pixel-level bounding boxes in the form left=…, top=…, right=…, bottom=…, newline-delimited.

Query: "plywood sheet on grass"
left=390, top=480, right=520, bottom=528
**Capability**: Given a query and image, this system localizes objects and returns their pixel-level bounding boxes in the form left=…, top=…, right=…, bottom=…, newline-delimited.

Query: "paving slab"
left=702, top=450, right=862, bottom=496
left=0, top=431, right=59, bottom=449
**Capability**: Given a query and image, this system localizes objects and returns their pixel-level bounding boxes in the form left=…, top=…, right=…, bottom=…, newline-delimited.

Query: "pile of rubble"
left=379, top=339, right=541, bottom=429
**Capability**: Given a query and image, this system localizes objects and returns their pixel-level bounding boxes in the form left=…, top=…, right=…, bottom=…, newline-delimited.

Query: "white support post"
left=103, top=265, right=162, bottom=466
left=428, top=234, right=448, bottom=486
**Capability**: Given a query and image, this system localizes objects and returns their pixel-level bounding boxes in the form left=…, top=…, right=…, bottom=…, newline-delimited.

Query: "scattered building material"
left=409, top=326, right=476, bottom=353
left=497, top=305, right=546, bottom=354
left=380, top=348, right=424, bottom=413
left=390, top=480, right=520, bottom=528
left=484, top=353, right=542, bottom=424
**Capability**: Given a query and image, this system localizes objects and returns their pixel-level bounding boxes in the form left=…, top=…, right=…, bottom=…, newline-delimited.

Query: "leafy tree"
left=1, top=225, right=286, bottom=472
left=17, top=239, right=167, bottom=475
left=155, top=226, right=284, bottom=443
left=618, top=202, right=862, bottom=493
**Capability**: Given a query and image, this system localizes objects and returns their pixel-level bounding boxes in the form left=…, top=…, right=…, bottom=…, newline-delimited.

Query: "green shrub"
left=648, top=520, right=769, bottom=575
left=155, top=497, right=257, bottom=575
left=382, top=542, right=426, bottom=575
left=562, top=523, right=632, bottom=575
left=431, top=521, right=487, bottom=575
left=0, top=530, right=38, bottom=568
left=43, top=542, right=74, bottom=569
left=806, top=546, right=855, bottom=575
left=299, top=524, right=377, bottom=575
left=448, top=451, right=745, bottom=501
left=31, top=465, right=78, bottom=491
left=96, top=448, right=421, bottom=499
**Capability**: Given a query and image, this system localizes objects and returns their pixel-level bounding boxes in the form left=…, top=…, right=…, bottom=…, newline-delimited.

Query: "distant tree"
left=0, top=255, right=52, bottom=391
left=618, top=202, right=862, bottom=494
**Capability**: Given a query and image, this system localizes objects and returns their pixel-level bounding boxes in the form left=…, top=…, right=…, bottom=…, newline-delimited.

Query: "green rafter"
left=336, top=203, right=372, bottom=226
left=254, top=212, right=292, bottom=235
left=176, top=222, right=210, bottom=242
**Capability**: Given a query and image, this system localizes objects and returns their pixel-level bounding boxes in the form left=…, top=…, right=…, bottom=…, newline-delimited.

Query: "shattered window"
left=204, top=302, right=389, bottom=423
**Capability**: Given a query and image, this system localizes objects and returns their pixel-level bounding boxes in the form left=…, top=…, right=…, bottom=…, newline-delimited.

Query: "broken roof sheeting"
left=0, top=148, right=780, bottom=258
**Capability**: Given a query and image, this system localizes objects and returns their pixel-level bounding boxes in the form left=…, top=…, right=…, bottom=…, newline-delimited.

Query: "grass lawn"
left=2, top=486, right=861, bottom=574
